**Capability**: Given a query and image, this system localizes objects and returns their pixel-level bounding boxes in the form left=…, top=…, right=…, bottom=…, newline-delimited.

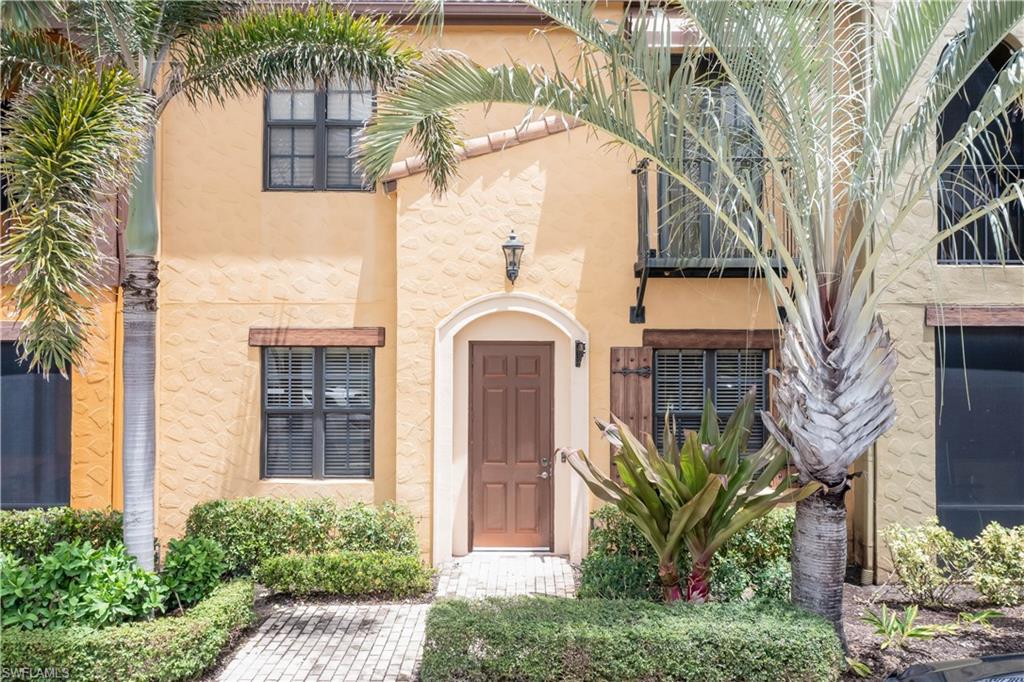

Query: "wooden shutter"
left=609, top=346, right=654, bottom=451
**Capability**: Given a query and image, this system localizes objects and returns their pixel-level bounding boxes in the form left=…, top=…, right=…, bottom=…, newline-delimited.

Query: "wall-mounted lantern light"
left=502, top=230, right=524, bottom=284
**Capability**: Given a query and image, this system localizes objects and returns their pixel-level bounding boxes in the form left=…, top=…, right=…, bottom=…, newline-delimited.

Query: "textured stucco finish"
left=154, top=19, right=777, bottom=553
left=2, top=287, right=120, bottom=509
left=872, top=14, right=1024, bottom=575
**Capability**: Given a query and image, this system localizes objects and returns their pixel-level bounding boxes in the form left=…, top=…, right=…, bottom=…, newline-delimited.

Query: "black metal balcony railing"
left=634, top=158, right=795, bottom=276
left=629, top=158, right=794, bottom=323
left=938, top=164, right=1024, bottom=265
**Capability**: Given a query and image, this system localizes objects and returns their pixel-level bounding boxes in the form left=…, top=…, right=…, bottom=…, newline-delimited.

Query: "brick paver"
left=217, top=552, right=574, bottom=681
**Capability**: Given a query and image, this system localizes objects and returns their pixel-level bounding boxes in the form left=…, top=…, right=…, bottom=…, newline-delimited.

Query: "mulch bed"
left=842, top=583, right=1024, bottom=681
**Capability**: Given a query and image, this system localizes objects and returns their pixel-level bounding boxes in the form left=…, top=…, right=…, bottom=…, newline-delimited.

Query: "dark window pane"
left=293, top=157, right=315, bottom=187
left=938, top=42, right=1024, bottom=264
left=936, top=327, right=1024, bottom=537
left=324, top=348, right=371, bottom=409
left=269, top=157, right=292, bottom=187
left=265, top=414, right=313, bottom=477
left=328, top=78, right=373, bottom=122
left=1, top=342, right=71, bottom=509
left=654, top=350, right=705, bottom=447
left=293, top=128, right=315, bottom=156
left=324, top=413, right=372, bottom=477
left=265, top=347, right=314, bottom=408
left=269, top=127, right=292, bottom=155
left=654, top=348, right=767, bottom=451
left=714, top=349, right=767, bottom=448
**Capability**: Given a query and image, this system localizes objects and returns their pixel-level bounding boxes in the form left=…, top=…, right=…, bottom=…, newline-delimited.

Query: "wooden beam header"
left=643, top=328, right=779, bottom=350
left=248, top=327, right=385, bottom=347
left=924, top=305, right=1024, bottom=327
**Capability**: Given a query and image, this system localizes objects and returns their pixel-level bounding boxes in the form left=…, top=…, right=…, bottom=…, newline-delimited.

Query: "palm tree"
left=360, top=0, right=1024, bottom=639
left=2, top=1, right=416, bottom=570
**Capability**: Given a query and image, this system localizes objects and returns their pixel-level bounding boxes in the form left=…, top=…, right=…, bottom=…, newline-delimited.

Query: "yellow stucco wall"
left=154, top=18, right=777, bottom=551
left=872, top=16, right=1024, bottom=575
left=2, top=286, right=121, bottom=509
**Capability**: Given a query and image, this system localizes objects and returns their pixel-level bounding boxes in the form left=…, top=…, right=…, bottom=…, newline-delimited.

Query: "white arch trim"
left=432, top=292, right=590, bottom=566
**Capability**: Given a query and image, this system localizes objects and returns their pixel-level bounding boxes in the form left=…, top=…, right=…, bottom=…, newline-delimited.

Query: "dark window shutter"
left=714, top=349, right=767, bottom=449
left=609, top=347, right=654, bottom=469
left=653, top=349, right=705, bottom=447
left=323, top=347, right=373, bottom=478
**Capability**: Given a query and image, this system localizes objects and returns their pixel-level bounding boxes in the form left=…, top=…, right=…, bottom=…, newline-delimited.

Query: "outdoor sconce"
left=502, top=230, right=524, bottom=284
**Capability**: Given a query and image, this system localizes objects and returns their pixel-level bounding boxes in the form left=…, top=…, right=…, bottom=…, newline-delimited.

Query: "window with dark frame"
left=264, top=78, right=374, bottom=191
left=262, top=346, right=373, bottom=479
left=938, top=41, right=1024, bottom=265
left=653, top=348, right=768, bottom=451
left=658, top=54, right=765, bottom=262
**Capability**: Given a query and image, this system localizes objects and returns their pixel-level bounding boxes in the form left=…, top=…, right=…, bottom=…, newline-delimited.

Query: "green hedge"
left=185, top=498, right=418, bottom=575
left=421, top=597, right=842, bottom=682
left=1, top=579, right=254, bottom=682
left=254, top=550, right=432, bottom=598
left=0, top=507, right=122, bottom=561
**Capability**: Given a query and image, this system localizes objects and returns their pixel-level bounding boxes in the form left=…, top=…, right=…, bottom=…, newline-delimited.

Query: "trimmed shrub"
left=883, top=517, right=975, bottom=606
left=332, top=501, right=419, bottom=556
left=185, top=497, right=340, bottom=574
left=161, top=536, right=227, bottom=609
left=0, top=507, right=122, bottom=561
left=578, top=505, right=661, bottom=600
left=421, top=597, right=843, bottom=682
left=254, top=550, right=432, bottom=598
left=579, top=506, right=794, bottom=602
left=185, top=497, right=420, bottom=575
left=972, top=522, right=1024, bottom=606
left=0, top=579, right=254, bottom=682
left=1, top=541, right=165, bottom=630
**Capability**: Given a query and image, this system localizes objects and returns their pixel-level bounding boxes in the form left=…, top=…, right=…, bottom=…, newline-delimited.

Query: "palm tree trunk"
left=792, top=488, right=848, bottom=647
left=122, top=141, right=159, bottom=571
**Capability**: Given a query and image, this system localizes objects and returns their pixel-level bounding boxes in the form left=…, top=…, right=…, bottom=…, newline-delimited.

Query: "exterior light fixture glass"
left=502, top=230, right=524, bottom=284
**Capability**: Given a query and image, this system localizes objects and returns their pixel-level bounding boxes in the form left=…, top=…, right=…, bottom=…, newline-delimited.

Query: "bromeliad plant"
left=563, top=390, right=818, bottom=602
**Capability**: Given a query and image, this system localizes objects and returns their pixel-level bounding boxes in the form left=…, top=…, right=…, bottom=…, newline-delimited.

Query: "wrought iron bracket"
left=575, top=340, right=587, bottom=367
left=611, top=366, right=652, bottom=377
left=630, top=256, right=650, bottom=324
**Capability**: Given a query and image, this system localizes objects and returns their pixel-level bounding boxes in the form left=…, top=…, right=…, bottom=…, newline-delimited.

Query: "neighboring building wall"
left=1, top=286, right=121, bottom=509
left=874, top=17, right=1024, bottom=575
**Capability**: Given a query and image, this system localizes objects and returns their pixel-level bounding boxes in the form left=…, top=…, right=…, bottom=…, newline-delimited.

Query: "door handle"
left=537, top=470, right=550, bottom=480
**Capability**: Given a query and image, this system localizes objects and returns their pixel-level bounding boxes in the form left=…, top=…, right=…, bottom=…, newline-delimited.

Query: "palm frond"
left=0, top=0, right=62, bottom=34
left=1, top=30, right=89, bottom=97
left=1, top=68, right=153, bottom=374
left=363, top=0, right=1024, bottom=493
left=167, top=5, right=418, bottom=113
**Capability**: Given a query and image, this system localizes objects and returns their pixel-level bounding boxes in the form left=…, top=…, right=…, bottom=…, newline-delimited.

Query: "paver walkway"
left=216, top=552, right=575, bottom=682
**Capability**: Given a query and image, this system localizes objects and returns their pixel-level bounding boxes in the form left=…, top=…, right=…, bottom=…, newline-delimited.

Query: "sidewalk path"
left=216, top=552, right=575, bottom=682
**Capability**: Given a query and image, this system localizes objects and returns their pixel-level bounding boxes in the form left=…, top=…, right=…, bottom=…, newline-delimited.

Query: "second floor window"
left=264, top=78, right=373, bottom=191
left=938, top=41, right=1024, bottom=265
left=658, top=55, right=764, bottom=262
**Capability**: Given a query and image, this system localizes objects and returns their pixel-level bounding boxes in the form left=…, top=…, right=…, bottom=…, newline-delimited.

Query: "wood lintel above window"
left=248, top=327, right=385, bottom=348
left=642, top=328, right=779, bottom=350
left=924, top=305, right=1024, bottom=327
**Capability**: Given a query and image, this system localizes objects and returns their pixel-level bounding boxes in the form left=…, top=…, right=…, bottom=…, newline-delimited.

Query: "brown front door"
left=469, top=342, right=553, bottom=549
